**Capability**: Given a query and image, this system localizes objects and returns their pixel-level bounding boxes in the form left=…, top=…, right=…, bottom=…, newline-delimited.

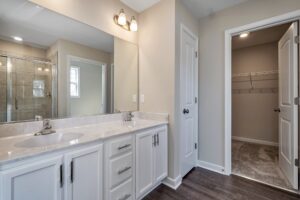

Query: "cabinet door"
left=135, top=130, right=155, bottom=199
left=64, top=144, right=103, bottom=200
left=154, top=127, right=168, bottom=182
left=2, top=156, right=63, bottom=200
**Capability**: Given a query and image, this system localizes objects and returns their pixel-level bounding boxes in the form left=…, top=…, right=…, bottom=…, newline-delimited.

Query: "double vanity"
left=0, top=113, right=168, bottom=200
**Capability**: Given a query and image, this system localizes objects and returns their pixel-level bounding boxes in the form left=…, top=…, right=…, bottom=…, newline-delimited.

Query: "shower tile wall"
left=0, top=57, right=52, bottom=122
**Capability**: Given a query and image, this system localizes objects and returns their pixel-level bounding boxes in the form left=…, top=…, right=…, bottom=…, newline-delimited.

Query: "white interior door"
left=278, top=22, right=298, bottom=189
left=180, top=25, right=198, bottom=177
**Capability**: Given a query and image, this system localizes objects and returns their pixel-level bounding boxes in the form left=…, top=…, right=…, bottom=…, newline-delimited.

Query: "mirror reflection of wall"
left=0, top=0, right=138, bottom=123
left=114, top=37, right=138, bottom=113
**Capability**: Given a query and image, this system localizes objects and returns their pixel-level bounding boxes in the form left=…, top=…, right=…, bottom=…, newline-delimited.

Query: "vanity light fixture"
left=13, top=36, right=23, bottom=41
left=114, top=9, right=138, bottom=32
left=240, top=32, right=249, bottom=38
left=117, top=9, right=127, bottom=26
left=37, top=67, right=43, bottom=71
left=130, top=16, right=138, bottom=32
left=44, top=68, right=50, bottom=72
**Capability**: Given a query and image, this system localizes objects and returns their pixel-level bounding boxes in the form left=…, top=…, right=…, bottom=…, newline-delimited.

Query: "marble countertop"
left=0, top=119, right=167, bottom=167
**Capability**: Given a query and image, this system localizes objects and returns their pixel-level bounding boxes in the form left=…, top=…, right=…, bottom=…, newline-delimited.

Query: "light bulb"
left=130, top=16, right=138, bottom=32
left=240, top=32, right=249, bottom=38
left=44, top=68, right=50, bottom=72
left=118, top=9, right=127, bottom=26
left=13, top=36, right=23, bottom=41
left=37, top=67, right=42, bottom=71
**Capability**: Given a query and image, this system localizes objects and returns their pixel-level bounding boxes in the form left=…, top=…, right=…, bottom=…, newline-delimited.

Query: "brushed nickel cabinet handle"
left=118, top=166, right=131, bottom=175
left=118, top=144, right=131, bottom=150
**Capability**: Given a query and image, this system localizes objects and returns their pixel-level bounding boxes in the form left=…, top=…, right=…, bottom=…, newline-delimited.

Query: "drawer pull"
left=118, top=194, right=131, bottom=200
left=118, top=166, right=131, bottom=175
left=118, top=144, right=131, bottom=150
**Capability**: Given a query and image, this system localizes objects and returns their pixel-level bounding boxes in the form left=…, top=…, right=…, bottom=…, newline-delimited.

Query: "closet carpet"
left=232, top=140, right=292, bottom=190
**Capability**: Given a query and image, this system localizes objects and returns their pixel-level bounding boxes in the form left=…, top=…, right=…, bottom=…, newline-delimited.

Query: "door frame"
left=179, top=24, right=199, bottom=177
left=224, top=10, right=300, bottom=176
left=66, top=55, right=107, bottom=116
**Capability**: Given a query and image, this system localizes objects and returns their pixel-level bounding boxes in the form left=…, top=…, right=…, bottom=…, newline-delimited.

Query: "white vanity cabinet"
left=1, top=156, right=63, bottom=200
left=104, top=135, right=135, bottom=200
left=0, top=123, right=168, bottom=200
left=135, top=126, right=168, bottom=199
left=64, top=144, right=103, bottom=200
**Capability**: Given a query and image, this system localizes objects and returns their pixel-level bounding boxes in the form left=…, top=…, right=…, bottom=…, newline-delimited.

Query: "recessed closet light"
left=240, top=32, right=249, bottom=38
left=13, top=36, right=23, bottom=41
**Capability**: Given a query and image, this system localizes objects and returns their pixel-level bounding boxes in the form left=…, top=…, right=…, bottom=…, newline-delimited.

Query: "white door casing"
left=278, top=22, right=298, bottom=189
left=180, top=24, right=198, bottom=177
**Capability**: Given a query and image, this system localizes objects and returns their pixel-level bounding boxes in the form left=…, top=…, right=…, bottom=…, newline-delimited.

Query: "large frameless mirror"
left=0, top=0, right=138, bottom=123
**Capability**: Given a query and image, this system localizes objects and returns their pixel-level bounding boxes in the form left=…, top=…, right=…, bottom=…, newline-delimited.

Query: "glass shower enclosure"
left=0, top=55, right=56, bottom=123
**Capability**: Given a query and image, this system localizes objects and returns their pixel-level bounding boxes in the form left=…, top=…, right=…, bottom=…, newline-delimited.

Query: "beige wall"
left=30, top=0, right=138, bottom=44
left=139, top=0, right=176, bottom=178
left=48, top=39, right=111, bottom=117
left=139, top=0, right=198, bottom=179
left=114, top=37, right=138, bottom=112
left=232, top=42, right=279, bottom=143
left=198, top=0, right=300, bottom=167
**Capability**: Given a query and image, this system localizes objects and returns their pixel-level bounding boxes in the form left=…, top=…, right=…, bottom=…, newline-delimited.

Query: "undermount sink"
left=15, top=132, right=83, bottom=148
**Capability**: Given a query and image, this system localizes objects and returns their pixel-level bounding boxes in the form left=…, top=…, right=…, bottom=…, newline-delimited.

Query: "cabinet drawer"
left=109, top=136, right=133, bottom=158
left=110, top=178, right=133, bottom=200
left=109, top=152, right=133, bottom=188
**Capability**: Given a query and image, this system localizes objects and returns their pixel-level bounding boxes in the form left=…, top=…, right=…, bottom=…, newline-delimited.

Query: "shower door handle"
left=15, top=97, right=18, bottom=110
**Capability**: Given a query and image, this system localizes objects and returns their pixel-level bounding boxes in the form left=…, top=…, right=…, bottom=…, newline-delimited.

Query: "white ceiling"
left=182, top=0, right=248, bottom=19
left=0, top=0, right=114, bottom=52
left=120, top=0, right=160, bottom=13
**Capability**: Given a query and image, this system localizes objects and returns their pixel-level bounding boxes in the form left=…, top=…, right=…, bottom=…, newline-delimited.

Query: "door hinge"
left=195, top=51, right=198, bottom=58
left=195, top=97, right=198, bottom=104
left=194, top=143, right=197, bottom=149
left=295, top=36, right=300, bottom=44
left=295, top=158, right=299, bottom=167
left=294, top=97, right=300, bottom=105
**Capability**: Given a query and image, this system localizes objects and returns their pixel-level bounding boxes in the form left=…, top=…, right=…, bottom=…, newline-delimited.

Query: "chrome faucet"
left=122, top=111, right=134, bottom=122
left=35, top=119, right=56, bottom=136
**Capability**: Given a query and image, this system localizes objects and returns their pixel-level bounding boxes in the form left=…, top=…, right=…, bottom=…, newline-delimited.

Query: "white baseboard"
left=197, top=160, right=225, bottom=175
left=232, top=136, right=278, bottom=146
left=162, top=175, right=182, bottom=190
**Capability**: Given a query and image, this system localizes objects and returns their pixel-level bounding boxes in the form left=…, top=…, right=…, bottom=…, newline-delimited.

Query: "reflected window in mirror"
left=33, top=80, right=45, bottom=98
left=70, top=66, right=80, bottom=98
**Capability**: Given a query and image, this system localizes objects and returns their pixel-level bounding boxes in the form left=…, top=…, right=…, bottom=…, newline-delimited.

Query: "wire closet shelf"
left=232, top=70, right=278, bottom=94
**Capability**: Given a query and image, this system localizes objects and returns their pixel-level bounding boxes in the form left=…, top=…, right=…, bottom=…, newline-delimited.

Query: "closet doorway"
left=231, top=22, right=299, bottom=191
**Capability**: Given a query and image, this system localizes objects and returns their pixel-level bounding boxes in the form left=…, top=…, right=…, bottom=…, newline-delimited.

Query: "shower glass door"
left=1, top=55, right=55, bottom=123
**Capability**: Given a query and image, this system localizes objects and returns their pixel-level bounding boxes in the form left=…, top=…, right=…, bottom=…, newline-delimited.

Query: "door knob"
left=273, top=108, right=281, bottom=113
left=183, top=108, right=190, bottom=114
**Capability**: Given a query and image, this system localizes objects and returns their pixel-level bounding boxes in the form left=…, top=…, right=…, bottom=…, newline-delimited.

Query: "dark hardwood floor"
left=143, top=167, right=300, bottom=200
